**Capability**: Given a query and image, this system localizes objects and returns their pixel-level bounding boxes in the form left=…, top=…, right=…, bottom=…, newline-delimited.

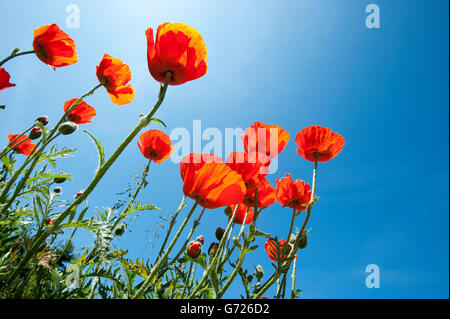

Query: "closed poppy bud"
left=36, top=115, right=49, bottom=126
left=145, top=23, right=207, bottom=85
left=47, top=218, right=54, bottom=225
left=33, top=24, right=77, bottom=68
left=53, top=186, right=62, bottom=194
left=53, top=175, right=66, bottom=184
left=187, top=241, right=202, bottom=259
left=255, top=265, right=264, bottom=281
left=29, top=127, right=42, bottom=140
left=58, top=121, right=78, bottom=135
left=195, top=235, right=204, bottom=245
left=215, top=227, right=225, bottom=241
left=208, top=242, right=219, bottom=257
left=224, top=206, right=233, bottom=217
left=0, top=67, right=15, bottom=91
left=114, top=223, right=126, bottom=237
left=297, top=232, right=308, bottom=249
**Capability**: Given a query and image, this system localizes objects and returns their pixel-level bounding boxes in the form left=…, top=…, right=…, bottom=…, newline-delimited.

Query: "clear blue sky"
left=1, top=0, right=448, bottom=298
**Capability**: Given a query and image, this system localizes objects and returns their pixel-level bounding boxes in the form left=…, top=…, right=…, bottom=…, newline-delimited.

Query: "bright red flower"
left=276, top=174, right=312, bottom=211
left=243, top=177, right=276, bottom=209
left=96, top=53, right=135, bottom=105
left=242, top=121, right=289, bottom=160
left=146, top=23, right=207, bottom=85
left=225, top=151, right=269, bottom=188
left=63, top=98, right=96, bottom=124
left=187, top=241, right=202, bottom=258
left=0, top=67, right=15, bottom=91
left=182, top=161, right=246, bottom=209
left=295, top=125, right=345, bottom=162
left=228, top=204, right=254, bottom=225
left=264, top=238, right=290, bottom=262
left=7, top=134, right=36, bottom=156
left=180, top=153, right=222, bottom=181
left=137, top=129, right=175, bottom=164
left=33, top=24, right=77, bottom=67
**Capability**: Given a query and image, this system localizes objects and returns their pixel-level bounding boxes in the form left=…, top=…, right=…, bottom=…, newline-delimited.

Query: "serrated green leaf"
left=83, top=130, right=105, bottom=174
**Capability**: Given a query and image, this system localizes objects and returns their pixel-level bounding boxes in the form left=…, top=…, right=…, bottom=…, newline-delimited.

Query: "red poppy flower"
left=276, top=174, right=311, bottom=211
left=96, top=53, right=135, bottom=105
left=180, top=153, right=222, bottom=181
left=242, top=122, right=289, bottom=159
left=228, top=204, right=254, bottom=225
left=243, top=177, right=276, bottom=209
left=33, top=24, right=77, bottom=68
left=264, top=238, right=290, bottom=262
left=182, top=161, right=246, bottom=209
left=225, top=151, right=269, bottom=188
left=137, top=129, right=175, bottom=164
left=295, top=125, right=345, bottom=162
left=7, top=134, right=36, bottom=156
left=63, top=98, right=96, bottom=124
left=0, top=67, right=15, bottom=91
left=146, top=23, right=207, bottom=85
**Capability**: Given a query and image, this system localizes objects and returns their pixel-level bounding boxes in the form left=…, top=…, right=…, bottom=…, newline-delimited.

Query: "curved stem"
left=0, top=50, right=35, bottom=67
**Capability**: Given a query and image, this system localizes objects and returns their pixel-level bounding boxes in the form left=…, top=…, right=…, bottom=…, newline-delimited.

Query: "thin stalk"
left=181, top=261, right=194, bottom=298
left=0, top=50, right=35, bottom=67
left=132, top=199, right=199, bottom=299
left=290, top=258, right=297, bottom=299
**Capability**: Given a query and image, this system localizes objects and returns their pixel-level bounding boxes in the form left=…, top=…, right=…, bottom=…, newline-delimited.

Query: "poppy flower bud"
left=255, top=265, right=264, bottom=281
left=215, top=227, right=225, bottom=241
left=58, top=121, right=78, bottom=135
left=297, top=232, right=308, bottom=249
left=53, top=175, right=67, bottom=184
left=53, top=186, right=62, bottom=194
left=247, top=274, right=254, bottom=282
left=114, top=223, right=126, bottom=237
left=36, top=115, right=49, bottom=126
left=187, top=241, right=202, bottom=259
left=195, top=235, right=204, bottom=245
left=208, top=242, right=219, bottom=257
left=47, top=218, right=54, bottom=225
left=224, top=206, right=232, bottom=217
left=74, top=190, right=84, bottom=198
left=29, top=127, right=42, bottom=140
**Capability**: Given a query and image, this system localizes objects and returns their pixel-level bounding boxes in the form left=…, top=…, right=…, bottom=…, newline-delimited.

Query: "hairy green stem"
left=0, top=50, right=35, bottom=67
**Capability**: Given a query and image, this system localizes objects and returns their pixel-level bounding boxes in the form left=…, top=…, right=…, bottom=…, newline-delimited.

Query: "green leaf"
left=83, top=130, right=105, bottom=174
left=149, top=118, right=167, bottom=128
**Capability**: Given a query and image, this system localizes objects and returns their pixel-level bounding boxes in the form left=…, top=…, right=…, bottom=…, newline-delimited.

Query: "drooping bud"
left=29, top=127, right=42, bottom=140
left=53, top=186, right=62, bottom=194
left=58, top=121, right=78, bottom=135
left=195, top=235, right=204, bottom=245
left=187, top=241, right=202, bottom=259
left=224, top=206, right=232, bottom=217
left=208, top=242, right=219, bottom=257
left=215, top=227, right=225, bottom=241
left=255, top=265, right=264, bottom=281
left=36, top=115, right=49, bottom=126
left=114, top=223, right=126, bottom=237
left=297, top=232, right=308, bottom=249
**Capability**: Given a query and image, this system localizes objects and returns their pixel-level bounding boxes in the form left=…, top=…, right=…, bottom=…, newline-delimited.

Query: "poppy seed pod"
left=58, top=121, right=78, bottom=135
left=187, top=241, right=202, bottom=259
left=35, top=115, right=49, bottom=126
left=29, top=127, right=42, bottom=140
left=195, top=235, right=204, bottom=245
left=215, top=227, right=225, bottom=241
left=224, top=206, right=232, bottom=217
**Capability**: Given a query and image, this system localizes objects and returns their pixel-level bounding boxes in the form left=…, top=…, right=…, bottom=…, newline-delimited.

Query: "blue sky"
left=0, top=0, right=448, bottom=298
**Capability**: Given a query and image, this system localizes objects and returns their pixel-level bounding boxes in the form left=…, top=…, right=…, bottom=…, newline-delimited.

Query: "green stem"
left=0, top=50, right=35, bottom=67
left=290, top=258, right=297, bottom=299
left=181, top=261, right=194, bottom=299
left=132, top=199, right=199, bottom=299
